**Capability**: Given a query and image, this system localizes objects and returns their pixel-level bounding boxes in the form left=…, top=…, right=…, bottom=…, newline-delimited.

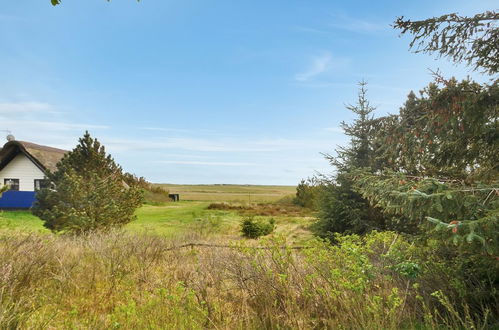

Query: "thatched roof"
left=0, top=140, right=67, bottom=173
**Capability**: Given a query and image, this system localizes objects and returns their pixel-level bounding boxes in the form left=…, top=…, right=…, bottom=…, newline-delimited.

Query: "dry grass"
left=207, top=202, right=311, bottom=217
left=155, top=184, right=296, bottom=202
left=0, top=230, right=489, bottom=329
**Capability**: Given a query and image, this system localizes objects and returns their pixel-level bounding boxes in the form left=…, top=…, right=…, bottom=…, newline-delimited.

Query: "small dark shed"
left=168, top=194, right=180, bottom=202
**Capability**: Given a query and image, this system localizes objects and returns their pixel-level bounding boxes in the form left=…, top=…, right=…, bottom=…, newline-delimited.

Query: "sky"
left=0, top=0, right=496, bottom=185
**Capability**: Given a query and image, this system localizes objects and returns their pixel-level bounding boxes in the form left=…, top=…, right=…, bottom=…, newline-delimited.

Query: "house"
left=0, top=137, right=66, bottom=209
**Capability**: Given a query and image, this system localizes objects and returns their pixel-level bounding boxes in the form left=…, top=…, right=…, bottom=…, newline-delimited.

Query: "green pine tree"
left=316, top=82, right=386, bottom=237
left=33, top=132, right=143, bottom=233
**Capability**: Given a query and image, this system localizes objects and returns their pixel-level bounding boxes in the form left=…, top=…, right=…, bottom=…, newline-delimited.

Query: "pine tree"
left=394, top=11, right=499, bottom=74
left=33, top=132, right=143, bottom=233
left=328, top=81, right=376, bottom=170
left=316, top=82, right=386, bottom=237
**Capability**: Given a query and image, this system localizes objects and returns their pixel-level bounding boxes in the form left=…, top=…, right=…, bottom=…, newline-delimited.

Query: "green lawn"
left=128, top=201, right=242, bottom=237
left=0, top=210, right=48, bottom=233
left=0, top=184, right=312, bottom=241
left=0, top=201, right=314, bottom=243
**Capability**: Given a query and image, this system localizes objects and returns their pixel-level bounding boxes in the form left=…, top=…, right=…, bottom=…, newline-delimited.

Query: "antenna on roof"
left=0, top=130, right=14, bottom=142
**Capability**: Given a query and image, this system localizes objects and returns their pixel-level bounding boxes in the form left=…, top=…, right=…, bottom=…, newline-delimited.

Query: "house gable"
left=0, top=153, right=45, bottom=192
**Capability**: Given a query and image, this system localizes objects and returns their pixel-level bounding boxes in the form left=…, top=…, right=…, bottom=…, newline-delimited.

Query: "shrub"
left=241, top=216, right=275, bottom=239
left=293, top=178, right=321, bottom=209
left=32, top=132, right=143, bottom=233
left=123, top=173, right=170, bottom=204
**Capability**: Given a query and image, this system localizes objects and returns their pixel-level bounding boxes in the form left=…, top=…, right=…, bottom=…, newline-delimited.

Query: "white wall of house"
left=0, top=153, right=45, bottom=192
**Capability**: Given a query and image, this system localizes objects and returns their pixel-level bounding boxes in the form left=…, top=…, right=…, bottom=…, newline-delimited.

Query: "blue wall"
left=0, top=191, right=36, bottom=209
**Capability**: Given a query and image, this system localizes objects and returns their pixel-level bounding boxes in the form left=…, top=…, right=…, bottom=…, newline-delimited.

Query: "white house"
left=0, top=137, right=66, bottom=208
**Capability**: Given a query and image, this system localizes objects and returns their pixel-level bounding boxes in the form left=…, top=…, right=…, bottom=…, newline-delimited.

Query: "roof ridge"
left=18, top=141, right=68, bottom=153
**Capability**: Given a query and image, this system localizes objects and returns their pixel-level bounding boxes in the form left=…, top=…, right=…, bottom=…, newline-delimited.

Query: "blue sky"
left=0, top=0, right=495, bottom=184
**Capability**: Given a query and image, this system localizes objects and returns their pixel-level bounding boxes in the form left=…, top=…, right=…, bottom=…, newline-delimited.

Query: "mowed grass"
left=157, top=183, right=296, bottom=202
left=0, top=210, right=48, bottom=233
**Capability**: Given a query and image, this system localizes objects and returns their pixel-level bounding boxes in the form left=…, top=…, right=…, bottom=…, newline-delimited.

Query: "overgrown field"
left=1, top=230, right=492, bottom=329
left=0, top=186, right=496, bottom=329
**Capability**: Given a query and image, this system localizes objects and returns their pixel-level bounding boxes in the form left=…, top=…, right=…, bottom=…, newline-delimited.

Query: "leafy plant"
left=294, top=178, right=321, bottom=209
left=240, top=216, right=275, bottom=239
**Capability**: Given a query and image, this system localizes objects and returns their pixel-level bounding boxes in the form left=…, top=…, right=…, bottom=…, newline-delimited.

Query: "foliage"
left=32, top=132, right=143, bottom=234
left=315, top=81, right=387, bottom=236
left=373, top=79, right=499, bottom=181
left=0, top=230, right=494, bottom=329
left=240, top=216, right=275, bottom=239
left=352, top=169, right=499, bottom=254
left=0, top=185, right=7, bottom=196
left=293, top=177, right=321, bottom=209
left=316, top=174, right=371, bottom=237
left=123, top=173, right=170, bottom=204
left=350, top=78, right=499, bottom=247
left=394, top=11, right=499, bottom=74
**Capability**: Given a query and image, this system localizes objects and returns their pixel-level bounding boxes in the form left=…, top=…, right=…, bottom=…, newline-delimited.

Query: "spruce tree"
left=394, top=11, right=499, bottom=74
left=33, top=132, right=143, bottom=233
left=316, top=82, right=385, bottom=237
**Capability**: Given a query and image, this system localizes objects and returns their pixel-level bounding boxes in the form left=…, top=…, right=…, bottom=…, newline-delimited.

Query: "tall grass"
left=0, top=230, right=493, bottom=329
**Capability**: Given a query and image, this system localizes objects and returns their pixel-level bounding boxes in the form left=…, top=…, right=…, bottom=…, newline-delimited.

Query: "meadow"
left=0, top=185, right=493, bottom=329
left=0, top=184, right=312, bottom=243
left=157, top=183, right=296, bottom=202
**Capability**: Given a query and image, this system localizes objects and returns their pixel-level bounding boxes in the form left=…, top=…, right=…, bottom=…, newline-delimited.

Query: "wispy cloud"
left=0, top=99, right=109, bottom=146
left=154, top=160, right=257, bottom=166
left=0, top=101, right=59, bottom=114
left=294, top=52, right=351, bottom=83
left=295, top=53, right=333, bottom=82
left=0, top=118, right=108, bottom=131
left=99, top=135, right=339, bottom=154
left=292, top=26, right=329, bottom=34
left=139, top=127, right=192, bottom=133
left=329, top=14, right=387, bottom=34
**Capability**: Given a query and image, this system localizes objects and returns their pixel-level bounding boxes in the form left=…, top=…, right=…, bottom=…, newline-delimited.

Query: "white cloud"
left=101, top=136, right=338, bottom=154
left=139, top=127, right=192, bottom=133
left=292, top=26, right=329, bottom=34
left=0, top=101, right=56, bottom=114
left=294, top=52, right=351, bottom=83
left=0, top=118, right=108, bottom=131
left=154, top=160, right=257, bottom=166
left=329, top=14, right=387, bottom=34
left=295, top=53, right=333, bottom=82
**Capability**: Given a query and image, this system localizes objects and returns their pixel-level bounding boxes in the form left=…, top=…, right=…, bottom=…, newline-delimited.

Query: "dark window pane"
left=4, top=179, right=20, bottom=191
left=34, top=179, right=49, bottom=191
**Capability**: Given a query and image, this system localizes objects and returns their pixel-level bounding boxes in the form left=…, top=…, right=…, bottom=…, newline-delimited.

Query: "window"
left=4, top=178, right=20, bottom=191
left=34, top=179, right=49, bottom=191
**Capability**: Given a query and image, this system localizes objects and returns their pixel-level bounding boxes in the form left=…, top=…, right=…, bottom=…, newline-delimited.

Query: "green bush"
left=293, top=178, right=321, bottom=209
left=33, top=132, right=143, bottom=234
left=241, top=216, right=275, bottom=239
